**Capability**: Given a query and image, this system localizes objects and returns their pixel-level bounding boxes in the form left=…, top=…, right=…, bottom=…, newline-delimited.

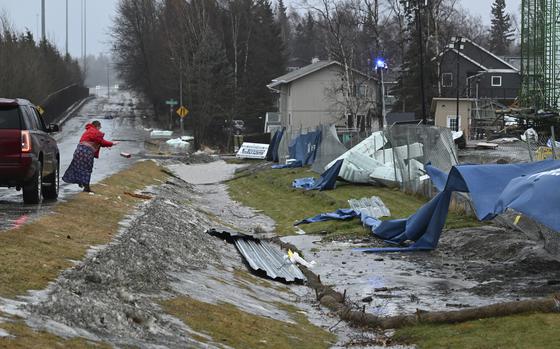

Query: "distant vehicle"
left=232, top=120, right=245, bottom=135
left=0, top=98, right=60, bottom=204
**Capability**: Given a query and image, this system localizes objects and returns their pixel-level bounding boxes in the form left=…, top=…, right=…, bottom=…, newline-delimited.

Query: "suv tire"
left=23, top=162, right=43, bottom=204
left=43, top=160, right=59, bottom=200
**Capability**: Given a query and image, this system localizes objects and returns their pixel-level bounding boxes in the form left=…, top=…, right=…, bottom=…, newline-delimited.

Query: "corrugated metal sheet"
left=207, top=229, right=306, bottom=283
left=234, top=239, right=305, bottom=283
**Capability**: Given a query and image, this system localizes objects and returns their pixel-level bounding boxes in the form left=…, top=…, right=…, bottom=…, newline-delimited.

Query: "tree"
left=276, top=0, right=290, bottom=54
left=488, top=0, right=513, bottom=55
left=391, top=1, right=437, bottom=119
left=189, top=28, right=234, bottom=149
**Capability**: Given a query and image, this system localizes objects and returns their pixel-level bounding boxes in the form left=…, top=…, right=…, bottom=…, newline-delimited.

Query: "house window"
left=447, top=115, right=461, bottom=130
left=358, top=84, right=368, bottom=98
left=347, top=114, right=354, bottom=128
left=491, top=76, right=502, bottom=87
left=442, top=73, right=453, bottom=87
left=357, top=114, right=366, bottom=132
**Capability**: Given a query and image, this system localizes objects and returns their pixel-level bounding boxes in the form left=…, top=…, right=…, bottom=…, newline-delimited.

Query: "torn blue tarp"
left=288, top=130, right=322, bottom=166
left=271, top=160, right=302, bottom=169
left=292, top=159, right=344, bottom=190
left=298, top=160, right=560, bottom=253
left=266, top=128, right=284, bottom=162
left=295, top=207, right=382, bottom=230
left=358, top=160, right=560, bottom=252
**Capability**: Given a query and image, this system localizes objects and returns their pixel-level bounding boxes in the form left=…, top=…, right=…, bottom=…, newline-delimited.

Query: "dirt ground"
left=283, top=222, right=560, bottom=318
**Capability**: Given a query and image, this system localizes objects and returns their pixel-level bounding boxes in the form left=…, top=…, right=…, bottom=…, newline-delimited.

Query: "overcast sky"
left=0, top=0, right=521, bottom=58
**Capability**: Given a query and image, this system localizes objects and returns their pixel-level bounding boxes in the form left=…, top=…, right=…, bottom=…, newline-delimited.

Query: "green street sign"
left=165, top=99, right=178, bottom=106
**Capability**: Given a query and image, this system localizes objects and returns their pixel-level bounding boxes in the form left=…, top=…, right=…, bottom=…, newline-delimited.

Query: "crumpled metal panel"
left=207, top=229, right=306, bottom=283
left=234, top=239, right=306, bottom=283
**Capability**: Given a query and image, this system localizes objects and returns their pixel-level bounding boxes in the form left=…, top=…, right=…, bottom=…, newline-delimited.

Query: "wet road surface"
left=0, top=90, right=148, bottom=231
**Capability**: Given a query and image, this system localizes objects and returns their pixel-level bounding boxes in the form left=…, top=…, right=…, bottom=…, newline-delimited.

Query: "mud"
left=283, top=223, right=560, bottom=318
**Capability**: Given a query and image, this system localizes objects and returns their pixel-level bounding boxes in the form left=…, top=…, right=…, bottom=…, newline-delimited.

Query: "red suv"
left=0, top=98, right=60, bottom=204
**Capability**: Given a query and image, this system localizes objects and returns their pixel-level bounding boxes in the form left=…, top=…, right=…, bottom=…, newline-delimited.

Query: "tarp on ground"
left=292, top=159, right=344, bottom=191
left=298, top=160, right=560, bottom=252
left=360, top=160, right=560, bottom=252
left=266, top=128, right=284, bottom=162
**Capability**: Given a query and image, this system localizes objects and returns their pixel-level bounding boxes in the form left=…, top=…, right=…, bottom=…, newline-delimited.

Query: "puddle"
left=282, top=230, right=560, bottom=317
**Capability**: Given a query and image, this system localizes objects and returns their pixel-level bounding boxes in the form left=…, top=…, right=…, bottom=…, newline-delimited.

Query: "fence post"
left=527, top=136, right=534, bottom=162
left=551, top=126, right=557, bottom=160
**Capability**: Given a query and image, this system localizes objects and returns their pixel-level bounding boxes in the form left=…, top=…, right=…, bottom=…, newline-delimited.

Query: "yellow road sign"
left=176, top=105, right=189, bottom=118
left=36, top=105, right=45, bottom=115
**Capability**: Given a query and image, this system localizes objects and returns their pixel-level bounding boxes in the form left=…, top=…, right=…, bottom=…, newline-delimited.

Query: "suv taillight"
left=21, top=130, right=32, bottom=152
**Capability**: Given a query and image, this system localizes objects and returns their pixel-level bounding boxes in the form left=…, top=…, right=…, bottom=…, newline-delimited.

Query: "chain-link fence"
left=383, top=124, right=458, bottom=194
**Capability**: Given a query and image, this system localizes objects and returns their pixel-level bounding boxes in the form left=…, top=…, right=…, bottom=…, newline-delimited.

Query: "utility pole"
left=376, top=58, right=388, bottom=128
left=107, top=63, right=110, bottom=100
left=84, top=0, right=87, bottom=67
left=65, top=0, right=68, bottom=56
left=451, top=36, right=465, bottom=132
left=179, top=57, right=184, bottom=135
left=41, top=0, right=45, bottom=42
left=416, top=2, right=427, bottom=124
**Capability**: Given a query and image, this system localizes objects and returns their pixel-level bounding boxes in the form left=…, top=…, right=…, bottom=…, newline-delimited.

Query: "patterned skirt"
left=62, top=144, right=95, bottom=185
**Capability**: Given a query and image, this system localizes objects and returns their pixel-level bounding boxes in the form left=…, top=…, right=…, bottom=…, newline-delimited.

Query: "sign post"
left=176, top=105, right=189, bottom=136
left=165, top=99, right=178, bottom=129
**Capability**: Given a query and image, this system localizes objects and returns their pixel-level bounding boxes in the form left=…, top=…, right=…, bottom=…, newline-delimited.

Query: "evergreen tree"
left=488, top=0, right=513, bottom=55
left=189, top=28, right=234, bottom=149
left=239, top=0, right=286, bottom=130
left=293, top=12, right=321, bottom=63
left=392, top=2, right=436, bottom=118
left=276, top=0, right=290, bottom=55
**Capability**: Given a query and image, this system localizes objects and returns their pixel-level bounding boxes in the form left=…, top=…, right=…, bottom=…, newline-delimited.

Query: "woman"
left=62, top=120, right=118, bottom=192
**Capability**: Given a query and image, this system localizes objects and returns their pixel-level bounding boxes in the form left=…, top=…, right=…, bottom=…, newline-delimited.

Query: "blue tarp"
left=297, top=160, right=560, bottom=253
left=359, top=160, right=560, bottom=252
left=271, top=160, right=302, bottom=169
left=288, top=130, right=322, bottom=166
left=295, top=208, right=382, bottom=230
left=266, top=128, right=284, bottom=162
left=292, top=159, right=344, bottom=191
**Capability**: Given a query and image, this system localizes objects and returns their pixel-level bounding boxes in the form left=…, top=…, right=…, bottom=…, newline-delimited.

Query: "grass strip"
left=0, top=319, right=110, bottom=349
left=227, top=166, right=480, bottom=237
left=0, top=160, right=167, bottom=298
left=393, top=312, right=560, bottom=349
left=162, top=296, right=336, bottom=349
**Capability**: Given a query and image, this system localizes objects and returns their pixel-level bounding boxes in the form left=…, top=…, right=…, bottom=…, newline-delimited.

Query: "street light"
left=450, top=36, right=466, bottom=132
left=376, top=58, right=388, bottom=128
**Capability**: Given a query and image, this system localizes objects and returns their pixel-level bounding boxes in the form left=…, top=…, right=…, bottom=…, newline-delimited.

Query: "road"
left=0, top=90, right=149, bottom=231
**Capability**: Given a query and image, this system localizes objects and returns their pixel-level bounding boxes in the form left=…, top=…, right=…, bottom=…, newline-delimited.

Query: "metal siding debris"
left=206, top=229, right=306, bottom=283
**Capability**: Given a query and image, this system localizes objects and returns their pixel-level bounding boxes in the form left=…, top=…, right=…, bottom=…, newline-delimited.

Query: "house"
left=267, top=60, right=380, bottom=132
left=431, top=98, right=474, bottom=139
left=437, top=38, right=521, bottom=102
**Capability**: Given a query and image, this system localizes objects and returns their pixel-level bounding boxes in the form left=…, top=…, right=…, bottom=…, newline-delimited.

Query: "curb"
left=56, top=96, right=95, bottom=127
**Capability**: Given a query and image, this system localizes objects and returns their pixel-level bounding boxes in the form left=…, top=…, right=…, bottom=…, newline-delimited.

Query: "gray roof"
left=268, top=60, right=376, bottom=89
left=268, top=60, right=338, bottom=89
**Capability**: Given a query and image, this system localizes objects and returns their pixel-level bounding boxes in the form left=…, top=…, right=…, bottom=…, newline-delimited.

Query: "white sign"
left=236, top=142, right=270, bottom=159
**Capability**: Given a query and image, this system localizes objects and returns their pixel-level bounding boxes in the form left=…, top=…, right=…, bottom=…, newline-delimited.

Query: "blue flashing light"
left=376, top=58, right=386, bottom=68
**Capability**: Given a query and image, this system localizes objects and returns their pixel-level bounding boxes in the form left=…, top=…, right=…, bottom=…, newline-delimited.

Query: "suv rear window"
left=0, top=107, right=21, bottom=129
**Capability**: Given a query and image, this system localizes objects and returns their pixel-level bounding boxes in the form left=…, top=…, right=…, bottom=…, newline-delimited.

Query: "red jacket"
left=79, top=123, right=114, bottom=158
